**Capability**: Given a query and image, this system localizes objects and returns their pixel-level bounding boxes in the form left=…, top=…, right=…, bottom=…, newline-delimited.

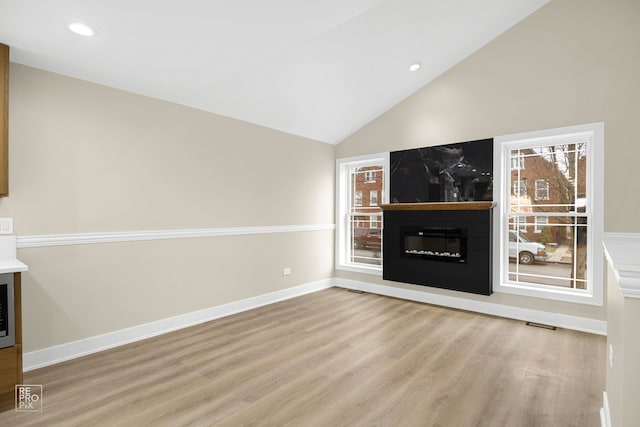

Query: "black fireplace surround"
left=383, top=205, right=493, bottom=296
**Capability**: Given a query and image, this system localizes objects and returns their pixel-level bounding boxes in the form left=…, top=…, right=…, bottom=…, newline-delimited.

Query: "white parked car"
left=509, top=230, right=548, bottom=265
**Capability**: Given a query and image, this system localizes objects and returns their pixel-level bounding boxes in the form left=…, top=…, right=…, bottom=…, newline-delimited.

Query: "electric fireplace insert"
left=403, top=227, right=467, bottom=263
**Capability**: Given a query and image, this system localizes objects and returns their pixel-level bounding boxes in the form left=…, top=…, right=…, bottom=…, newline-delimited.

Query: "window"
left=495, top=122, right=604, bottom=305
left=534, top=179, right=550, bottom=201
left=364, top=170, right=377, bottom=183
left=511, top=151, right=525, bottom=170
left=336, top=153, right=388, bottom=273
left=354, top=191, right=362, bottom=206
left=370, top=190, right=378, bottom=206
left=534, top=216, right=548, bottom=233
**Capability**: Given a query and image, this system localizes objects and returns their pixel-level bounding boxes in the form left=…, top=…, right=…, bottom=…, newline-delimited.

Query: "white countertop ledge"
left=0, top=235, right=28, bottom=274
left=0, top=258, right=28, bottom=274
left=603, top=233, right=640, bottom=299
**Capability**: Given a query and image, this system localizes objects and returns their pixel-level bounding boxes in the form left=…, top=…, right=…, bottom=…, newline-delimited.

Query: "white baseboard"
left=333, top=278, right=607, bottom=335
left=23, top=279, right=333, bottom=371
left=23, top=276, right=607, bottom=371
left=600, top=391, right=611, bottom=427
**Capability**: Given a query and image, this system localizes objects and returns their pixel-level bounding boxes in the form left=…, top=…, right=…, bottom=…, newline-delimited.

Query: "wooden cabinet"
left=0, top=346, right=21, bottom=408
left=0, top=272, right=22, bottom=410
left=0, top=43, right=8, bottom=197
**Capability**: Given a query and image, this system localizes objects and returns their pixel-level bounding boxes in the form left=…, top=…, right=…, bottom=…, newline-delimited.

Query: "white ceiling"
left=0, top=0, right=549, bottom=144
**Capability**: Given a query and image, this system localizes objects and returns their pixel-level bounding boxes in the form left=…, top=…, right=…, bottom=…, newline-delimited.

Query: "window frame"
left=493, top=122, right=604, bottom=306
left=336, top=153, right=389, bottom=275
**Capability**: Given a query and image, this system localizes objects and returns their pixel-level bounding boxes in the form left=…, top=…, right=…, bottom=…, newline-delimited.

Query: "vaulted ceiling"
left=0, top=0, right=549, bottom=144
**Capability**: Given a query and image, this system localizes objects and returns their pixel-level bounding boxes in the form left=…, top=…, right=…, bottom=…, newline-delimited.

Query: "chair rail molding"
left=17, top=224, right=336, bottom=248
left=603, top=233, right=640, bottom=298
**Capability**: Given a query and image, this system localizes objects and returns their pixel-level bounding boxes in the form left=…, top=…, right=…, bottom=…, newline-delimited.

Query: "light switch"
left=0, top=218, right=13, bottom=234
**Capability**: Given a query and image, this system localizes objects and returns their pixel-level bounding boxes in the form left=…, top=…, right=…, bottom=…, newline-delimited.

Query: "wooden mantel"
left=380, top=202, right=495, bottom=211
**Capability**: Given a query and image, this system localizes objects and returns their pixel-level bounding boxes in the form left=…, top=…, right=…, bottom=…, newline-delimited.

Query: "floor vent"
left=526, top=321, right=556, bottom=331
left=347, top=289, right=365, bottom=294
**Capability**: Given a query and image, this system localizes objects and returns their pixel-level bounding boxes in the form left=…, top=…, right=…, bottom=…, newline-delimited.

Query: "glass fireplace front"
left=403, top=227, right=467, bottom=263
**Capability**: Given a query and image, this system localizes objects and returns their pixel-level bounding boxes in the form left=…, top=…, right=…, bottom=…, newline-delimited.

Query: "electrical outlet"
left=283, top=267, right=292, bottom=276
left=0, top=218, right=13, bottom=234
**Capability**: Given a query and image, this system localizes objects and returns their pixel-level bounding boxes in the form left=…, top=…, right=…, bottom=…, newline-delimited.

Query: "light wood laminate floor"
left=0, top=288, right=605, bottom=426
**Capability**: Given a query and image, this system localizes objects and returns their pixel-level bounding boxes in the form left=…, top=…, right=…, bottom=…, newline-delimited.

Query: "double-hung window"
left=336, top=153, right=388, bottom=273
left=495, top=123, right=604, bottom=305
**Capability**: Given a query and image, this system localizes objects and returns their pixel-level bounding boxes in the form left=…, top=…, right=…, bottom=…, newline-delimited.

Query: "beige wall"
left=336, top=0, right=640, bottom=321
left=5, top=65, right=335, bottom=233
left=2, top=64, right=336, bottom=352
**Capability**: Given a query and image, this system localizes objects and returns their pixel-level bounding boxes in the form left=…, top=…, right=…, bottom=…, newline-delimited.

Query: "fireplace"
left=403, top=227, right=467, bottom=263
left=382, top=202, right=494, bottom=296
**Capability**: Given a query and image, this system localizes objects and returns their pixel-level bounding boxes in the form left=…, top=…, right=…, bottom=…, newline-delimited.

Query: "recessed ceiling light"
left=409, top=62, right=421, bottom=72
left=68, top=22, right=95, bottom=37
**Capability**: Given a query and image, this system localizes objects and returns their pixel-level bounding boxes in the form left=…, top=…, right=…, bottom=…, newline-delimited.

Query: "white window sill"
left=494, top=281, right=601, bottom=306
left=336, top=263, right=383, bottom=276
